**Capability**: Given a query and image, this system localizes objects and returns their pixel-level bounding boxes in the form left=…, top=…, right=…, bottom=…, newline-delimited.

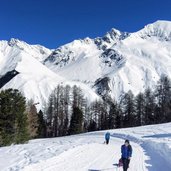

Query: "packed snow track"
left=23, top=135, right=147, bottom=171
left=1, top=123, right=171, bottom=171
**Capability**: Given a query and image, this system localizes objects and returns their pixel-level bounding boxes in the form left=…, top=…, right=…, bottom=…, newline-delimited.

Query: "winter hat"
left=125, top=139, right=130, bottom=144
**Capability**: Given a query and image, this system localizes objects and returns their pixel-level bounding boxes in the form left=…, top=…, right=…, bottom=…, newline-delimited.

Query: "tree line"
left=43, top=75, right=171, bottom=137
left=0, top=75, right=171, bottom=146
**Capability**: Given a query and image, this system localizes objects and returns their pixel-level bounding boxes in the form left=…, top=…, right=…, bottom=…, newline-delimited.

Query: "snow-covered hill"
left=1, top=20, right=171, bottom=106
left=0, top=122, right=171, bottom=171
left=0, top=39, right=64, bottom=107
left=44, top=20, right=171, bottom=100
left=0, top=39, right=99, bottom=108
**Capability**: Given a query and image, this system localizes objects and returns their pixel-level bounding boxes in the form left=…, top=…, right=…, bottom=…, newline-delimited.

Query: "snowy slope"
left=0, top=39, right=99, bottom=108
left=0, top=39, right=63, bottom=107
left=44, top=38, right=103, bottom=83
left=0, top=38, right=52, bottom=76
left=44, top=29, right=128, bottom=83
left=44, top=20, right=171, bottom=100
left=108, top=20, right=171, bottom=99
left=0, top=123, right=171, bottom=171
left=1, top=20, right=171, bottom=106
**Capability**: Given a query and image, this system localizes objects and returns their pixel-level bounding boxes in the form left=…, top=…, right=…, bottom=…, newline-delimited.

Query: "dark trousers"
left=122, top=158, right=130, bottom=171
left=106, top=139, right=109, bottom=144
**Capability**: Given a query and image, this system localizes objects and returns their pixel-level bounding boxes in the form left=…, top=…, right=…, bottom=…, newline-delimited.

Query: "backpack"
left=118, top=158, right=123, bottom=167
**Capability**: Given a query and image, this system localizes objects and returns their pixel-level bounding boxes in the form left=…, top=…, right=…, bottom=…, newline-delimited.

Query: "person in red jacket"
left=121, top=139, right=132, bottom=171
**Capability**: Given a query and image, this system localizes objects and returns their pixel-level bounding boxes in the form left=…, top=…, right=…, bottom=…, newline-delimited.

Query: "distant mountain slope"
left=1, top=20, right=171, bottom=107
left=0, top=39, right=99, bottom=108
left=44, top=20, right=171, bottom=100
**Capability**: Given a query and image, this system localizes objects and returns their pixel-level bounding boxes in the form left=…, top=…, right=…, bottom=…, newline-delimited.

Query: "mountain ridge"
left=1, top=20, right=171, bottom=107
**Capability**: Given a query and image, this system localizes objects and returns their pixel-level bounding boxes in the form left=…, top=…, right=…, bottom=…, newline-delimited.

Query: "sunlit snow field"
left=0, top=123, right=171, bottom=171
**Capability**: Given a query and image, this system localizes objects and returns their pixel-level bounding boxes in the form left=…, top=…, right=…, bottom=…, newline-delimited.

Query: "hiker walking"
left=105, top=132, right=110, bottom=144
left=121, top=139, right=132, bottom=171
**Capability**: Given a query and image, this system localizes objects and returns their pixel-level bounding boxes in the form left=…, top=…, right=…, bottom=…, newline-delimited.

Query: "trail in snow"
left=110, top=123, right=171, bottom=171
left=0, top=123, right=171, bottom=171
left=23, top=136, right=147, bottom=171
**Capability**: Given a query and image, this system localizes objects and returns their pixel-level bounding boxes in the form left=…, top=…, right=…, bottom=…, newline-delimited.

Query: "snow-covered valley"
left=1, top=123, right=171, bottom=171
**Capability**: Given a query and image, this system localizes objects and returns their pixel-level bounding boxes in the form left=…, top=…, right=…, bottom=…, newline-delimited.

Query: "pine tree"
left=72, top=85, right=85, bottom=110
left=62, top=85, right=71, bottom=135
left=69, top=107, right=83, bottom=135
left=0, top=89, right=15, bottom=145
left=68, top=85, right=85, bottom=135
left=53, top=85, right=60, bottom=137
left=0, top=89, right=29, bottom=146
left=144, top=88, right=156, bottom=124
left=88, top=119, right=97, bottom=132
left=90, top=100, right=101, bottom=129
left=108, top=102, right=118, bottom=129
left=135, top=93, right=145, bottom=126
left=115, top=105, right=122, bottom=128
left=15, top=111, right=29, bottom=144
left=46, top=94, right=54, bottom=137
left=155, top=75, right=171, bottom=123
left=121, top=90, right=135, bottom=127
left=37, top=110, right=46, bottom=138
left=99, top=101, right=108, bottom=130
left=13, top=90, right=29, bottom=144
left=82, top=99, right=90, bottom=132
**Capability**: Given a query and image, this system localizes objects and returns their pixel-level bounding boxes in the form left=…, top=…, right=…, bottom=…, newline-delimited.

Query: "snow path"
left=1, top=123, right=171, bottom=171
left=110, top=123, right=171, bottom=171
left=23, top=135, right=147, bottom=171
left=111, top=133, right=171, bottom=171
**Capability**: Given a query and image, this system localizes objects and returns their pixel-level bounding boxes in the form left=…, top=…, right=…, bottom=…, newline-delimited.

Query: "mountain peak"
left=145, top=20, right=171, bottom=32
left=8, top=38, right=22, bottom=47
left=152, top=20, right=171, bottom=25
left=136, top=20, right=171, bottom=40
left=94, top=28, right=129, bottom=50
left=103, top=28, right=128, bottom=42
left=108, top=28, right=122, bottom=37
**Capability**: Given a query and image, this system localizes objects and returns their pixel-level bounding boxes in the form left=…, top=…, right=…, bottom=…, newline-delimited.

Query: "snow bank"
left=0, top=123, right=171, bottom=171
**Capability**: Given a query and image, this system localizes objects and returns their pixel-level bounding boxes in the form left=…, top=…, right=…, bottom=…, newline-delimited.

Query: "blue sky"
left=1, top=0, right=171, bottom=48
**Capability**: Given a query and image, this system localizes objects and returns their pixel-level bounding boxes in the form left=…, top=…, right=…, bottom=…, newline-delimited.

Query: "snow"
left=0, top=39, right=100, bottom=109
left=0, top=44, right=64, bottom=108
left=44, top=20, right=171, bottom=101
left=23, top=139, right=147, bottom=171
left=45, top=38, right=103, bottom=82
left=108, top=21, right=171, bottom=99
left=136, top=20, right=171, bottom=41
left=1, top=20, right=171, bottom=107
left=7, top=38, right=52, bottom=62
left=112, top=122, right=171, bottom=170
left=0, top=123, right=171, bottom=171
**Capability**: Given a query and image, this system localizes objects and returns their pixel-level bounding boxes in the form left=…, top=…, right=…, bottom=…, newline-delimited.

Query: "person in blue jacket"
left=121, top=139, right=132, bottom=171
left=105, top=132, right=110, bottom=144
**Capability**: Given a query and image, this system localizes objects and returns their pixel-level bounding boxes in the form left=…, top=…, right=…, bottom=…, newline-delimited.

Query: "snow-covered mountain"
left=0, top=39, right=64, bottom=107
left=44, top=20, right=171, bottom=100
left=0, top=39, right=99, bottom=108
left=1, top=20, right=171, bottom=107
